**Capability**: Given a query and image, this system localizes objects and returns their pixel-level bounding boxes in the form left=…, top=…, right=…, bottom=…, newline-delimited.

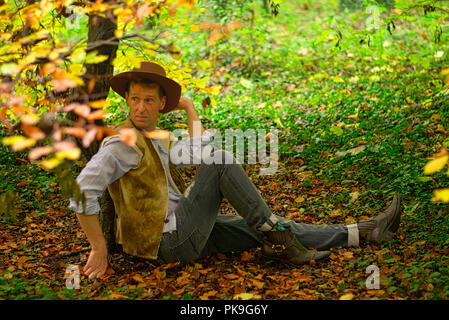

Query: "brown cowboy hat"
left=110, top=62, right=181, bottom=114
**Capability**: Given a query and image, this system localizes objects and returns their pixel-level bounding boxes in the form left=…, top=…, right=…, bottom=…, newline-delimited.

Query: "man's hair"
left=125, top=78, right=166, bottom=99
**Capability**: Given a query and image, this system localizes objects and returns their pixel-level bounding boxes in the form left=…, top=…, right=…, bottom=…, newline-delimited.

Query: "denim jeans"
left=157, top=151, right=349, bottom=264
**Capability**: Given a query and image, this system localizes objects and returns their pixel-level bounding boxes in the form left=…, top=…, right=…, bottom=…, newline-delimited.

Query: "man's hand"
left=83, top=247, right=108, bottom=279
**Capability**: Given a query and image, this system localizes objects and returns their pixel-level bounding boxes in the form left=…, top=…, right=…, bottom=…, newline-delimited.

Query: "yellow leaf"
left=431, top=188, right=449, bottom=203
left=104, top=293, right=130, bottom=300
left=132, top=274, right=145, bottom=283
left=211, top=85, right=221, bottom=95
left=339, top=293, right=354, bottom=300
left=69, top=63, right=85, bottom=75
left=85, top=54, right=109, bottom=64
left=424, top=155, right=448, bottom=175
left=39, top=157, right=63, bottom=170
left=2, top=136, right=36, bottom=151
left=198, top=59, right=212, bottom=69
left=2, top=136, right=25, bottom=146
left=189, top=24, right=200, bottom=32
left=233, top=293, right=261, bottom=300
left=89, top=100, right=106, bottom=109
left=55, top=148, right=81, bottom=160
left=441, top=68, right=449, bottom=76
left=295, top=196, right=305, bottom=203
left=115, top=29, right=123, bottom=39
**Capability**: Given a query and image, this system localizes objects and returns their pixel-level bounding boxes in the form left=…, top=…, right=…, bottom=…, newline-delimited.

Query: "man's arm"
left=70, top=137, right=140, bottom=279
left=76, top=214, right=108, bottom=279
left=177, top=97, right=204, bottom=138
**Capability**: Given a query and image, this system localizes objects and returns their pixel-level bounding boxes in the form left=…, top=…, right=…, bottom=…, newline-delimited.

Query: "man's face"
left=125, top=82, right=166, bottom=131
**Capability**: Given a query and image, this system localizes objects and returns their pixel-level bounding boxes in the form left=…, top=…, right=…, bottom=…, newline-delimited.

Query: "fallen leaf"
left=200, top=290, right=217, bottom=300
left=339, top=293, right=354, bottom=300
left=233, top=293, right=261, bottom=300
left=424, top=155, right=448, bottom=175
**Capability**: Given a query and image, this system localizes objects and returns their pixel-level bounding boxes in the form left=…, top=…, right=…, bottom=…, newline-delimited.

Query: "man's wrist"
left=92, top=241, right=107, bottom=253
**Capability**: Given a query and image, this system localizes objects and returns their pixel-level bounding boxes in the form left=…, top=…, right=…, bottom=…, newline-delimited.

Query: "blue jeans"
left=157, top=151, right=348, bottom=263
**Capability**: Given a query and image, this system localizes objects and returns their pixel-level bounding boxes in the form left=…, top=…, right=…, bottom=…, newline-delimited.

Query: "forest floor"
left=1, top=154, right=448, bottom=300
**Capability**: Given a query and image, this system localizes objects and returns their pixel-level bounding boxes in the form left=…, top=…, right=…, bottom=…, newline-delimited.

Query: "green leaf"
left=330, top=126, right=344, bottom=136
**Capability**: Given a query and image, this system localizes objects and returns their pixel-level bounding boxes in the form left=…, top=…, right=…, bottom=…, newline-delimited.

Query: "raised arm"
left=175, top=96, right=204, bottom=138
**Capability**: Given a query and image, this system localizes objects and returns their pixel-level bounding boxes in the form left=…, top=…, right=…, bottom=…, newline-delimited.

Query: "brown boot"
left=261, top=225, right=330, bottom=266
left=359, top=193, right=402, bottom=242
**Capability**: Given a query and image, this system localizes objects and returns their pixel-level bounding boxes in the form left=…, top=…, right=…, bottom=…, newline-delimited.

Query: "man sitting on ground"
left=70, top=62, right=402, bottom=279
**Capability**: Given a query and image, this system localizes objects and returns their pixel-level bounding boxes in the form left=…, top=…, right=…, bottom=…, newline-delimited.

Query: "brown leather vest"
left=103, top=118, right=184, bottom=259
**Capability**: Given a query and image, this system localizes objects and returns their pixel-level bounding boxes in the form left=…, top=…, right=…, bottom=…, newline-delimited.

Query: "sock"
left=270, top=222, right=286, bottom=231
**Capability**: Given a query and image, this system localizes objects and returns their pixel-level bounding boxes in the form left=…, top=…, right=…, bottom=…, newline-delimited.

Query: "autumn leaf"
left=62, top=126, right=86, bottom=138
left=52, top=77, right=79, bottom=92
left=189, top=24, right=200, bottom=32
left=116, top=128, right=137, bottom=147
left=22, top=124, right=45, bottom=140
left=28, top=146, right=53, bottom=161
left=82, top=127, right=99, bottom=148
left=87, top=109, right=106, bottom=122
left=20, top=114, right=40, bottom=125
left=431, top=188, right=449, bottom=203
left=88, top=100, right=106, bottom=109
left=144, top=130, right=170, bottom=140
left=55, top=148, right=81, bottom=160
left=424, top=155, right=448, bottom=175
left=54, top=140, right=78, bottom=152
left=39, top=157, right=63, bottom=170
left=339, top=293, right=354, bottom=300
left=74, top=104, right=91, bottom=119
left=233, top=293, right=261, bottom=300
left=132, top=274, right=145, bottom=283
left=2, top=136, right=36, bottom=151
left=200, top=290, right=217, bottom=300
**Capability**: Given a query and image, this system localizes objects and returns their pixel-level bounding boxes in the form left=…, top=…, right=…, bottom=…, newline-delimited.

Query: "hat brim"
left=110, top=71, right=181, bottom=114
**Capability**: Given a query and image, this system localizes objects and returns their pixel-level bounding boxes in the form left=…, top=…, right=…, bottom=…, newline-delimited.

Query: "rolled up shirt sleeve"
left=69, top=137, right=141, bottom=215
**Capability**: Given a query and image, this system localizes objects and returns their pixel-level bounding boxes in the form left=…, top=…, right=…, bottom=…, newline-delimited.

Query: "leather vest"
left=103, top=118, right=185, bottom=259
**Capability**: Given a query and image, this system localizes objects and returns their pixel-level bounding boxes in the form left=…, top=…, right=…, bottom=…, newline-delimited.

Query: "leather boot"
left=359, top=193, right=402, bottom=242
left=261, top=225, right=330, bottom=266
